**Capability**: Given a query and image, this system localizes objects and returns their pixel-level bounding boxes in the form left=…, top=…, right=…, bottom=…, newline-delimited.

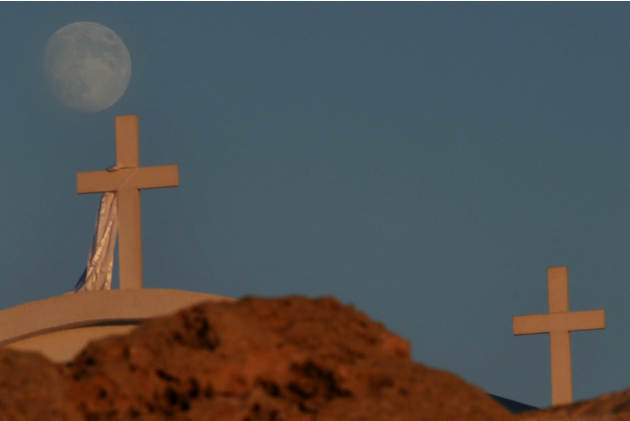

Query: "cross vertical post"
left=547, top=266, right=573, bottom=406
left=116, top=116, right=142, bottom=290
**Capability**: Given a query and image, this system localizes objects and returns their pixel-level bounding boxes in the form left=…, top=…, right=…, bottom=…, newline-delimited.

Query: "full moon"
left=44, top=22, right=132, bottom=112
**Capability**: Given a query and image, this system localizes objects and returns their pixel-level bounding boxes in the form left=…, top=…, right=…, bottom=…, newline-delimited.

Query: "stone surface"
left=0, top=350, right=81, bottom=420
left=519, top=390, right=630, bottom=421
left=0, top=295, right=516, bottom=420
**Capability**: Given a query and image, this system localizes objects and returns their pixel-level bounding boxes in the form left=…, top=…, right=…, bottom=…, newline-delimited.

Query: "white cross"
left=77, top=115, right=179, bottom=289
left=513, top=266, right=605, bottom=406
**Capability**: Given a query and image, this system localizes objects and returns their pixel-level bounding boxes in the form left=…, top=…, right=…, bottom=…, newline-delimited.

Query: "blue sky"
left=1, top=3, right=629, bottom=408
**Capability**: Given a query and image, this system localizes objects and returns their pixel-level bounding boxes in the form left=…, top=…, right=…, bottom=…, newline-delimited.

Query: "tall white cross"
left=513, top=266, right=605, bottom=406
left=77, top=115, right=179, bottom=289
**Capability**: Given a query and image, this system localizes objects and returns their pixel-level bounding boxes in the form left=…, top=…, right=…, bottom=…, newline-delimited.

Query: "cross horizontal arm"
left=77, top=169, right=129, bottom=194
left=513, top=310, right=605, bottom=335
left=135, top=165, right=179, bottom=189
left=77, top=165, right=179, bottom=194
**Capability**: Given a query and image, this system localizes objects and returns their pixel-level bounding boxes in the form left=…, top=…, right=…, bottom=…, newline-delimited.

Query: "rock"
left=0, top=296, right=516, bottom=420
left=0, top=349, right=81, bottom=421
left=519, top=389, right=630, bottom=421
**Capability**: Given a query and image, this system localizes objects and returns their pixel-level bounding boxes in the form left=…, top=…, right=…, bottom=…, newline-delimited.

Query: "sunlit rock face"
left=0, top=296, right=516, bottom=420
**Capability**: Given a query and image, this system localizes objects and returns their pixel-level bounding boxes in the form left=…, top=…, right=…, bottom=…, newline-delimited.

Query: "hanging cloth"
left=73, top=165, right=120, bottom=292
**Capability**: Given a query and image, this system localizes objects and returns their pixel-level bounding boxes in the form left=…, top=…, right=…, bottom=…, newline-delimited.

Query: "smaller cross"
left=77, top=115, right=179, bottom=290
left=513, top=266, right=605, bottom=406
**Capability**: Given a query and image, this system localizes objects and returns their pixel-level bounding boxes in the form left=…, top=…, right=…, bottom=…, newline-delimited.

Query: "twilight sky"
left=1, top=2, right=629, bottom=408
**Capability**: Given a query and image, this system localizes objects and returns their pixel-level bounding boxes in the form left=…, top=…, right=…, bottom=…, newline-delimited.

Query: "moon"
left=44, top=22, right=132, bottom=112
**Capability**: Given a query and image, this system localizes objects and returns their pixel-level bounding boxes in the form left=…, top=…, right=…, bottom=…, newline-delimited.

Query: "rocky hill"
left=518, top=389, right=630, bottom=421
left=4, top=295, right=630, bottom=420
left=0, top=295, right=516, bottom=421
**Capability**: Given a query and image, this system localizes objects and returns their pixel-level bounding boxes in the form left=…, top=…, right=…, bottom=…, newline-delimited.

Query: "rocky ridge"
left=1, top=295, right=629, bottom=420
left=0, top=295, right=515, bottom=421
